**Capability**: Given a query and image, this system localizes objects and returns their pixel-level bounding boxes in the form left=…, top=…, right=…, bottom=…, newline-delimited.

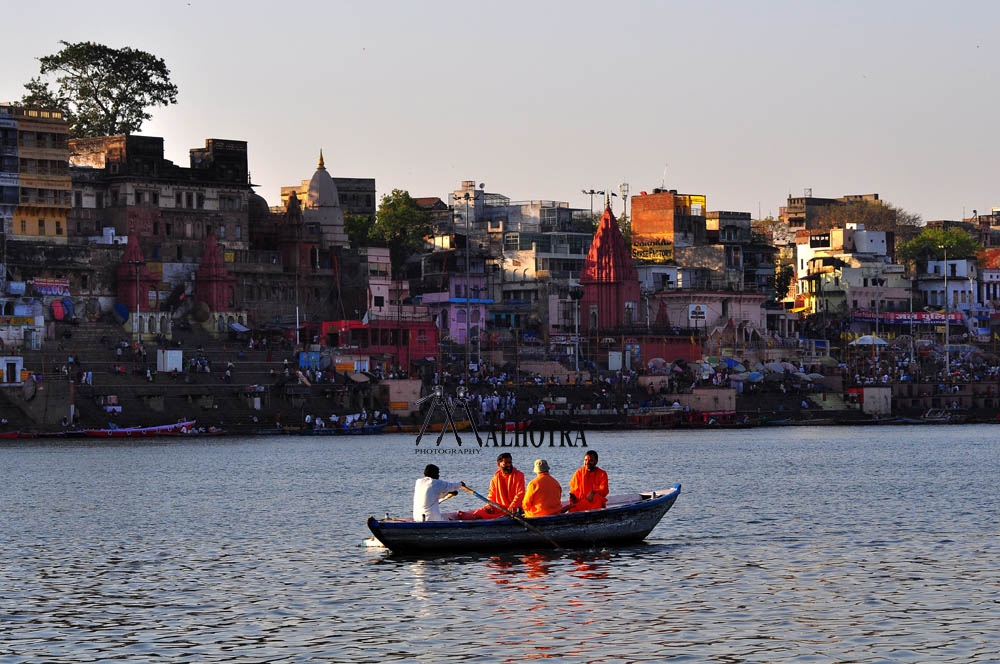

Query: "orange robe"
left=523, top=473, right=562, bottom=517
left=472, top=468, right=525, bottom=519
left=567, top=466, right=609, bottom=512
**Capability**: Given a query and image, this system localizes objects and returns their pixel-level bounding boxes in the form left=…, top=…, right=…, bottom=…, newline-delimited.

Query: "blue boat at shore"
left=367, top=484, right=681, bottom=554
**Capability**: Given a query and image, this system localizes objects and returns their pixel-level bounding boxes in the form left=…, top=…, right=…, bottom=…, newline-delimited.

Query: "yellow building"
left=10, top=106, right=71, bottom=244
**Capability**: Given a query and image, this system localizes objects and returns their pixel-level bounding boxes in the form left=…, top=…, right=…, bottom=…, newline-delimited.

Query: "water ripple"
left=1, top=426, right=997, bottom=662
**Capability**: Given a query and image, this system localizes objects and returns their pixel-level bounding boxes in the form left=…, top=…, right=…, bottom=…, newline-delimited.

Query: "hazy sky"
left=3, top=0, right=997, bottom=221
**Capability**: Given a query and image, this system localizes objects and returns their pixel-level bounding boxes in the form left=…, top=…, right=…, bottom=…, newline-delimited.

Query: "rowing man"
left=413, top=464, right=465, bottom=522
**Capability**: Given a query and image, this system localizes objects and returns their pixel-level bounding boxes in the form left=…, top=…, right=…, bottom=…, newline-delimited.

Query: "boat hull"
left=367, top=485, right=681, bottom=554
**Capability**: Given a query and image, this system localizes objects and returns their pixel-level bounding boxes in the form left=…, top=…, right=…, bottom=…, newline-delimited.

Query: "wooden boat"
left=83, top=420, right=196, bottom=438
left=366, top=484, right=681, bottom=554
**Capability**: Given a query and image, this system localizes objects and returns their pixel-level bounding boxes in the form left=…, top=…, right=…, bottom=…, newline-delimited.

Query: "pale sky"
left=3, top=0, right=998, bottom=222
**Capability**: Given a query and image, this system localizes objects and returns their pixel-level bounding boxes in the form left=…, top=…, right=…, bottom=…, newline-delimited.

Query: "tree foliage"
left=811, top=200, right=923, bottom=248
left=20, top=40, right=178, bottom=137
left=344, top=213, right=375, bottom=249
left=371, top=189, right=431, bottom=273
left=897, top=227, right=982, bottom=266
left=774, top=265, right=795, bottom=301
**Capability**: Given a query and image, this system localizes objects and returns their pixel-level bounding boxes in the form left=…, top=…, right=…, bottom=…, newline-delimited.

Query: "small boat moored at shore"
left=83, top=420, right=197, bottom=438
left=367, top=484, right=681, bottom=554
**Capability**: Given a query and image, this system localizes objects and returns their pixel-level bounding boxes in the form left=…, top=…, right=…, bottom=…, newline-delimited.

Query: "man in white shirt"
left=413, top=464, right=465, bottom=522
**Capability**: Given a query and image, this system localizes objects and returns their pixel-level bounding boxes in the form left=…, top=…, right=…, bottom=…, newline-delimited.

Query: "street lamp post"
left=456, top=190, right=473, bottom=381
left=581, top=189, right=605, bottom=220
left=942, top=244, right=950, bottom=378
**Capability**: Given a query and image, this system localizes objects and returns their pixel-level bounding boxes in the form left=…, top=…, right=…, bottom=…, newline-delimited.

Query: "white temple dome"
left=306, top=150, right=340, bottom=209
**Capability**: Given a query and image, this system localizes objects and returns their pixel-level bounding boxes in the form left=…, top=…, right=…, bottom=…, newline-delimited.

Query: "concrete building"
left=2, top=104, right=71, bottom=245
left=630, top=189, right=707, bottom=262
left=779, top=191, right=880, bottom=230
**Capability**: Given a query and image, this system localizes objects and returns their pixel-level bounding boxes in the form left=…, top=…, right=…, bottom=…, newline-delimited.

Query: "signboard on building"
left=853, top=310, right=963, bottom=323
left=632, top=242, right=674, bottom=262
left=32, top=278, right=70, bottom=296
left=0, top=316, right=35, bottom=326
left=688, top=304, right=707, bottom=321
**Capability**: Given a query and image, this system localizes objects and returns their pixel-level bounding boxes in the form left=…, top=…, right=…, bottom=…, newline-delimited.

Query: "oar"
left=459, top=485, right=561, bottom=549
left=439, top=491, right=458, bottom=504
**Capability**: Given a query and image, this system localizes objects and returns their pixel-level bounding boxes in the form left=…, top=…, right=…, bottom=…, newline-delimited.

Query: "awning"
left=348, top=372, right=369, bottom=383
left=229, top=322, right=250, bottom=333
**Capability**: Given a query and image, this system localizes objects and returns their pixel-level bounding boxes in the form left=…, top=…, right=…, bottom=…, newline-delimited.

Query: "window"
left=74, top=191, right=82, bottom=207
left=151, top=192, right=159, bottom=206
left=55, top=221, right=62, bottom=236
left=135, top=191, right=144, bottom=205
left=177, top=245, right=183, bottom=261
left=197, top=193, right=205, bottom=209
left=153, top=222, right=159, bottom=236
left=111, top=190, right=119, bottom=206
left=165, top=223, right=172, bottom=237
left=236, top=225, right=242, bottom=240
left=20, top=220, right=26, bottom=233
left=38, top=219, right=45, bottom=235
left=185, top=192, right=193, bottom=208
left=81, top=274, right=89, bottom=289
left=96, top=192, right=104, bottom=208
left=219, top=224, right=226, bottom=239
left=374, top=295, right=384, bottom=307
left=206, top=223, right=212, bottom=236
left=175, top=192, right=182, bottom=207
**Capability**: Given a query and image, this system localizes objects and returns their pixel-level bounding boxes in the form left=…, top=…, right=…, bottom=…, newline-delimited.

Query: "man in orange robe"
left=456, top=453, right=525, bottom=520
left=567, top=450, right=609, bottom=512
left=523, top=459, right=562, bottom=517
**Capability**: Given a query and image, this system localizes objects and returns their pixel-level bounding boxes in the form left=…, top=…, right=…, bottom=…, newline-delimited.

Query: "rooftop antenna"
left=661, top=163, right=668, bottom=189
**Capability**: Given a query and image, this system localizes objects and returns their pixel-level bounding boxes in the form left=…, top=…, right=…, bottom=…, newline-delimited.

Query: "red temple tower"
left=195, top=233, right=235, bottom=311
left=116, top=234, right=158, bottom=312
left=580, top=204, right=640, bottom=333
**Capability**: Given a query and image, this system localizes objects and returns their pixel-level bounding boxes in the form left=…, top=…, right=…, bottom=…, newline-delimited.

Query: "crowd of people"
left=412, top=451, right=609, bottom=522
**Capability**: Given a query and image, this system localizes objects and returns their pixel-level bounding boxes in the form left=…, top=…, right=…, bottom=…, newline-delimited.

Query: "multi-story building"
left=0, top=105, right=18, bottom=285
left=630, top=189, right=707, bottom=262
left=2, top=104, right=71, bottom=245
left=779, top=191, right=880, bottom=230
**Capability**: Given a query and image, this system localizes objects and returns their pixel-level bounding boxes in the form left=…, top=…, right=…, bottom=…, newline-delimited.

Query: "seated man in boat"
left=523, top=459, right=562, bottom=518
left=413, top=464, right=465, bottom=522
left=567, top=450, right=609, bottom=512
left=455, top=452, right=525, bottom=520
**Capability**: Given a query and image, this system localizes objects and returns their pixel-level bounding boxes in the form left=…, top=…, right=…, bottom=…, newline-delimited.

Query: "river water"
left=1, top=425, right=997, bottom=662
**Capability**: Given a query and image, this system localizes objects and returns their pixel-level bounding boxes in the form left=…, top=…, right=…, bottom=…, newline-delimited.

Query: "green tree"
left=344, top=213, right=375, bottom=249
left=370, top=189, right=431, bottom=272
left=20, top=40, right=178, bottom=137
left=898, top=227, right=981, bottom=267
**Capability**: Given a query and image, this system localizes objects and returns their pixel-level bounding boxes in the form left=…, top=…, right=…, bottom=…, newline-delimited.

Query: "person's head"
left=533, top=459, right=549, bottom=475
left=583, top=450, right=599, bottom=471
left=424, top=464, right=440, bottom=479
left=497, top=452, right=514, bottom=474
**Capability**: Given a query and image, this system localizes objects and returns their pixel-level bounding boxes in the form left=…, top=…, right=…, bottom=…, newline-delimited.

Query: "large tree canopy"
left=898, top=227, right=982, bottom=266
left=20, top=40, right=178, bottom=137
left=370, top=189, right=431, bottom=273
